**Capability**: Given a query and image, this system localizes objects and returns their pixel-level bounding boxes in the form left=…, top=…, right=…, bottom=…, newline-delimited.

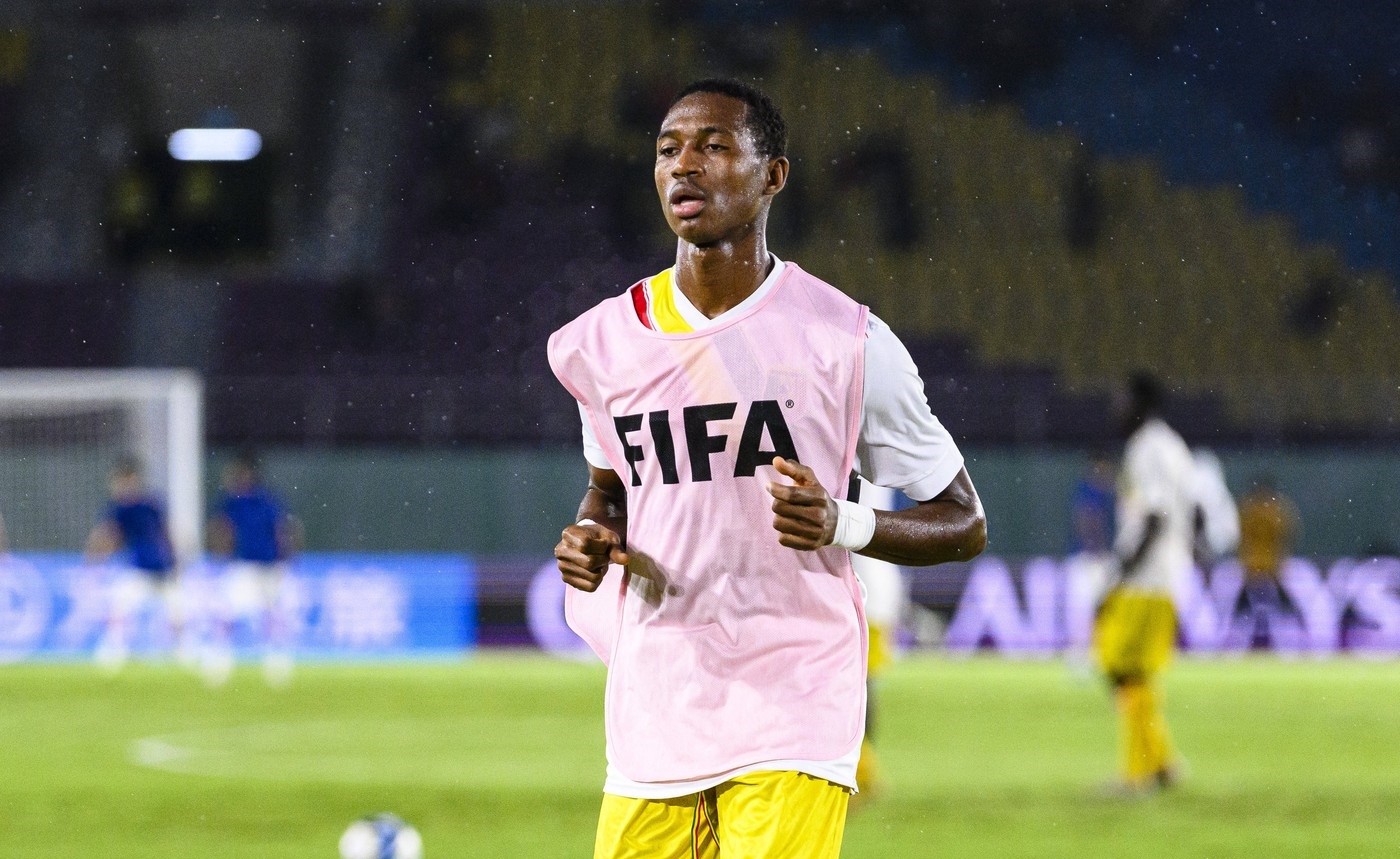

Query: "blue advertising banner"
left=7, top=550, right=1394, bottom=662
left=0, top=553, right=474, bottom=662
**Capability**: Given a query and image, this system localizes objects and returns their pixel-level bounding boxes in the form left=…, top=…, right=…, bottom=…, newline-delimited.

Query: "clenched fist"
left=554, top=521, right=630, bottom=592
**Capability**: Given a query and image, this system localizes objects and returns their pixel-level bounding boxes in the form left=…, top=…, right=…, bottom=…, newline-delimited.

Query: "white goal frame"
left=0, top=369, right=204, bottom=557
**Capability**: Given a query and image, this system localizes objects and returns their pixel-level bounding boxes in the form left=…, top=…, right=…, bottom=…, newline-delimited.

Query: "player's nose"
left=672, top=143, right=703, bottom=176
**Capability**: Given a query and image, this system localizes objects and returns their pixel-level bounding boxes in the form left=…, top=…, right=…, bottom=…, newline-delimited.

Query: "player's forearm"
left=84, top=525, right=119, bottom=562
left=576, top=485, right=628, bottom=545
left=858, top=469, right=986, bottom=566
left=1117, top=514, right=1163, bottom=577
left=859, top=500, right=986, bottom=566
left=207, top=518, right=233, bottom=555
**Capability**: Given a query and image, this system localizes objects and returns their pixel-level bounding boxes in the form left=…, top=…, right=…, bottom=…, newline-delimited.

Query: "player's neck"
left=672, top=229, right=772, bottom=320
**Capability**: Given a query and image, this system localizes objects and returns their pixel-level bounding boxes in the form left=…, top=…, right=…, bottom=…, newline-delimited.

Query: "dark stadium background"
left=0, top=0, right=1397, bottom=639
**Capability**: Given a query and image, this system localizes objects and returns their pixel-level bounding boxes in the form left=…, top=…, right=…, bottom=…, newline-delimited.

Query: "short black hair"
left=233, top=446, right=262, bottom=474
left=1128, top=372, right=1164, bottom=414
left=667, top=78, right=787, bottom=160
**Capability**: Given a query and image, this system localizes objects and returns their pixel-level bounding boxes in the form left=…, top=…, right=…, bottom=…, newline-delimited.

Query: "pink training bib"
left=548, top=262, right=869, bottom=784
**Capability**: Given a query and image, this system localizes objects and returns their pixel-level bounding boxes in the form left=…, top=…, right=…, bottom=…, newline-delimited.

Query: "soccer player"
left=1095, top=374, right=1195, bottom=793
left=1235, top=475, right=1298, bottom=648
left=205, top=451, right=301, bottom=686
left=549, top=79, right=987, bottom=858
left=86, top=457, right=178, bottom=673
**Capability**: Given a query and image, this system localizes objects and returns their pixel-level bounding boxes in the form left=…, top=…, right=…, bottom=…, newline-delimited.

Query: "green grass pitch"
left=2, top=653, right=1398, bottom=857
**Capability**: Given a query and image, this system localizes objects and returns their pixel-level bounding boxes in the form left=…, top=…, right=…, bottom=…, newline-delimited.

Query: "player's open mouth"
left=669, top=186, right=706, bottom=218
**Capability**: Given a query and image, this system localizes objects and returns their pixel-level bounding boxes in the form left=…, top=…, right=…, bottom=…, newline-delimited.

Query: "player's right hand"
left=554, top=522, right=629, bottom=593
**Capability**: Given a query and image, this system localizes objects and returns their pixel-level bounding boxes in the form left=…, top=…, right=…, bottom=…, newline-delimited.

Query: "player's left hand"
left=766, top=456, right=838, bottom=550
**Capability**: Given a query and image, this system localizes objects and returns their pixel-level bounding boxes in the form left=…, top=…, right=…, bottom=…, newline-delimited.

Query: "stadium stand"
left=470, top=3, right=1400, bottom=440
left=0, top=2, right=1396, bottom=445
left=1022, top=2, right=1400, bottom=282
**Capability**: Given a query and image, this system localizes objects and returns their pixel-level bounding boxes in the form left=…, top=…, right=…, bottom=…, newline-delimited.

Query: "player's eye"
left=657, top=146, right=678, bottom=157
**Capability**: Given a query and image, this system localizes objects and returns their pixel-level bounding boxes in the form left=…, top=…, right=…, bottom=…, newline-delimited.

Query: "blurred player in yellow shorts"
left=1095, top=375, right=1195, bottom=792
left=595, top=771, right=848, bottom=859
left=1095, top=588, right=1177, bottom=790
left=1095, top=589, right=1176, bottom=680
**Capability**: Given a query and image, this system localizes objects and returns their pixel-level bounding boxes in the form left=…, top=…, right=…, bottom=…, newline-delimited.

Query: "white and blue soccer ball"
left=338, top=813, right=423, bottom=859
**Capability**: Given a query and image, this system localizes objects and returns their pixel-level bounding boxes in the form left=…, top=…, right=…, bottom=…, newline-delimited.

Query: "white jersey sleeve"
left=1192, top=449, right=1239, bottom=557
left=576, top=314, right=965, bottom=499
left=578, top=403, right=612, bottom=470
left=856, top=315, right=964, bottom=501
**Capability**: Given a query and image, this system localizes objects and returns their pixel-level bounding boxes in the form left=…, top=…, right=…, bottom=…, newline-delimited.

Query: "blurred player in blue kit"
left=86, top=457, right=179, bottom=673
left=204, top=451, right=301, bottom=686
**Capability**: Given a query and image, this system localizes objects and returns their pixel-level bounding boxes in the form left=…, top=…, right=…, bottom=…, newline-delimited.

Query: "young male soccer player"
left=1095, top=374, right=1195, bottom=792
left=1235, top=476, right=1298, bottom=647
left=549, top=79, right=987, bottom=858
left=86, top=458, right=179, bottom=672
left=205, top=451, right=301, bottom=686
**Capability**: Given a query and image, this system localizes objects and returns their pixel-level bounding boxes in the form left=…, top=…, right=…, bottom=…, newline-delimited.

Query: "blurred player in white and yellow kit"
left=1095, top=374, right=1194, bottom=791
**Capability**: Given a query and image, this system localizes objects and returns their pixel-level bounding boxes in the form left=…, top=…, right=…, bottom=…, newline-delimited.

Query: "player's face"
left=654, top=92, right=785, bottom=246
left=110, top=472, right=139, bottom=499
left=222, top=463, right=253, bottom=492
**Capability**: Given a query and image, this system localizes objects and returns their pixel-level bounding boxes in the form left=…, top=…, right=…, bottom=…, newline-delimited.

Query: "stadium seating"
left=445, top=3, right=1400, bottom=441
left=2, top=3, right=1396, bottom=445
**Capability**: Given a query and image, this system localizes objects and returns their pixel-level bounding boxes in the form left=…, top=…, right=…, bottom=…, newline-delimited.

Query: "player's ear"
left=764, top=156, right=789, bottom=197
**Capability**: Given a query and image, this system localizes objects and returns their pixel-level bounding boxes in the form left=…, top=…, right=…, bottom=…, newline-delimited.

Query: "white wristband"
left=576, top=518, right=598, bottom=527
left=831, top=498, right=877, bottom=551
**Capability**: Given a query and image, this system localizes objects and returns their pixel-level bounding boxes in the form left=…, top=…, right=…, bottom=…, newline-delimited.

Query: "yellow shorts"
left=594, top=770, right=849, bottom=859
left=1094, top=589, right=1177, bottom=682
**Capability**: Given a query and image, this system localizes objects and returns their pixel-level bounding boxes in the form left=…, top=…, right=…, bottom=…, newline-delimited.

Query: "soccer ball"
left=338, top=813, right=423, bottom=859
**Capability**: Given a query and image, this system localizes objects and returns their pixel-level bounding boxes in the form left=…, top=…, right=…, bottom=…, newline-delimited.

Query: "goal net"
left=0, top=370, right=203, bottom=557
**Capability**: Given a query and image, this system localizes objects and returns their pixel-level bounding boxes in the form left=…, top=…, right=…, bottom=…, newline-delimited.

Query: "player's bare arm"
left=207, top=515, right=234, bottom=556
left=554, top=464, right=630, bottom=592
left=1118, top=512, right=1163, bottom=577
left=862, top=469, right=987, bottom=565
left=279, top=514, right=306, bottom=558
left=84, top=521, right=121, bottom=563
left=767, top=456, right=987, bottom=564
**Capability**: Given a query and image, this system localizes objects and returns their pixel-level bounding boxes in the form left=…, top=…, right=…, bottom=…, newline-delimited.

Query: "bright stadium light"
left=167, top=128, right=263, bottom=161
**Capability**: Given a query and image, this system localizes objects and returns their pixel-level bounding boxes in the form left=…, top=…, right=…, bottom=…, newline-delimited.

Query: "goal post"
left=0, top=369, right=204, bottom=558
